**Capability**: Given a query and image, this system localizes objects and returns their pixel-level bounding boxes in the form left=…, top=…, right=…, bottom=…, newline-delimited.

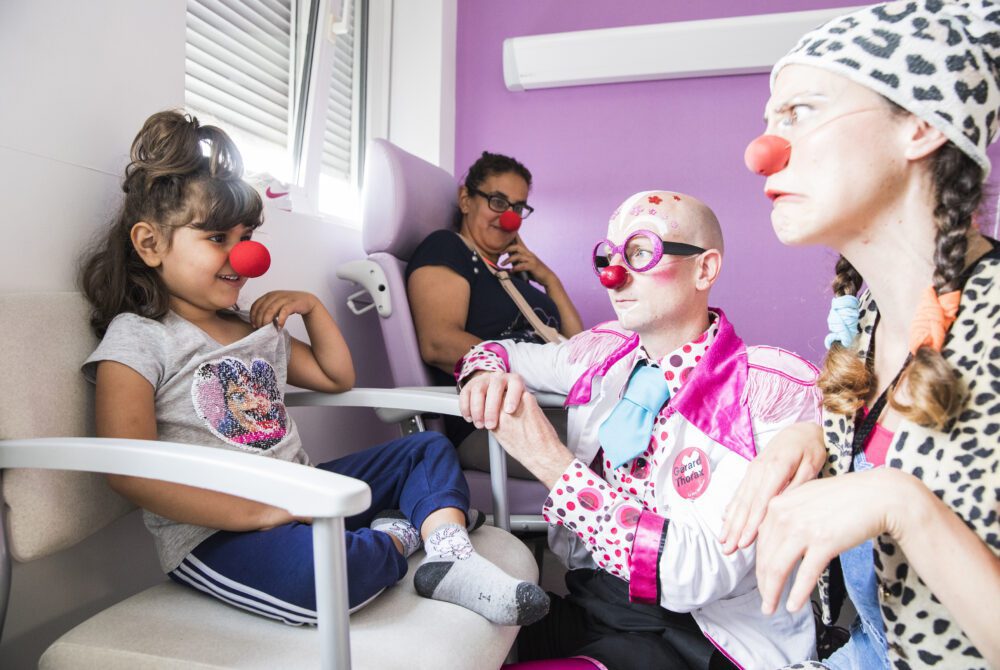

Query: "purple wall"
left=455, top=1, right=1000, bottom=363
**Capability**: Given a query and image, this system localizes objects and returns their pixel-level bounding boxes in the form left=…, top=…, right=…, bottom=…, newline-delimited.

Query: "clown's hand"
left=459, top=371, right=526, bottom=430
left=493, top=391, right=574, bottom=488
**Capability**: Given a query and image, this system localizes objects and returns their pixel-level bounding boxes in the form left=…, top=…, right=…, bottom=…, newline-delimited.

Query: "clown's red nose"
left=499, top=210, right=522, bottom=232
left=744, top=135, right=791, bottom=176
left=229, top=240, right=271, bottom=278
left=600, top=265, right=627, bottom=289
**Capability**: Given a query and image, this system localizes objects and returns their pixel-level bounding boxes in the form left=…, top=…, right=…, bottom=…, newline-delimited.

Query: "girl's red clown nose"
left=229, top=240, right=271, bottom=278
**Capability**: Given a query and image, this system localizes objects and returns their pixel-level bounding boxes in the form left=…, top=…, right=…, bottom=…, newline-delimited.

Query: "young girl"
left=78, top=110, right=548, bottom=627
left=721, top=2, right=1000, bottom=668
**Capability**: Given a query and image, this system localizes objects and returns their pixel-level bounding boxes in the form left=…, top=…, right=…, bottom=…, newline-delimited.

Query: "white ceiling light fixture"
left=503, top=6, right=864, bottom=92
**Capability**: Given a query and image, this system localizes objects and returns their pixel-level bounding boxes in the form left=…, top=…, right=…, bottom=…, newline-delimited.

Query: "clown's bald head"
left=607, top=191, right=723, bottom=254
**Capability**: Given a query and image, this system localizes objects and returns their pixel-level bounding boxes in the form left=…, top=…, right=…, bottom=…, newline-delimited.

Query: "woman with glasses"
left=407, top=151, right=583, bottom=472
left=720, top=2, right=1000, bottom=667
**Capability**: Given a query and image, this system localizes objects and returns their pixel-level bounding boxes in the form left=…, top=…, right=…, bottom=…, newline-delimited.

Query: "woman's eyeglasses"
left=469, top=188, right=534, bottom=219
left=592, top=230, right=706, bottom=274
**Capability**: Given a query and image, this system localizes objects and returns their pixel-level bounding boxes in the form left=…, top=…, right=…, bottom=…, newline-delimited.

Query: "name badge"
left=672, top=447, right=711, bottom=499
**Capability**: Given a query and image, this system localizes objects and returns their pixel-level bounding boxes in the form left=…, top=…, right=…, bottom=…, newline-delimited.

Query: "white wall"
left=0, top=1, right=398, bottom=667
left=374, top=0, right=457, bottom=173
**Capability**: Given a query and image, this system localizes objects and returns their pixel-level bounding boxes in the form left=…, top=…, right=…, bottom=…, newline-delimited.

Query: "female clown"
left=721, top=2, right=1000, bottom=668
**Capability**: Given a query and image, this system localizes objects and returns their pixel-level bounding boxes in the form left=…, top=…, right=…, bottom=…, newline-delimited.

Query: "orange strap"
left=908, top=286, right=961, bottom=354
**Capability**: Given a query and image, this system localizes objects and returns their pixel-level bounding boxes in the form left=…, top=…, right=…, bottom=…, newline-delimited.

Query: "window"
left=317, top=1, right=362, bottom=218
left=184, top=0, right=364, bottom=218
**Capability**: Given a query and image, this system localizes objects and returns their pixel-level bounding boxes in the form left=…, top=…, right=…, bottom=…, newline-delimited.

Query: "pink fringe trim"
left=567, top=322, right=632, bottom=365
left=742, top=366, right=822, bottom=425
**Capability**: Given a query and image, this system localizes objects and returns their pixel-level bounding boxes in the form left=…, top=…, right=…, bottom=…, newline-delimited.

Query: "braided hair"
left=889, top=143, right=982, bottom=428
left=818, top=136, right=983, bottom=429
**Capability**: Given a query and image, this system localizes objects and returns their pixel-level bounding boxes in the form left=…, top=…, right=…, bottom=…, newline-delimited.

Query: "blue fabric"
left=824, top=294, right=861, bottom=349
left=824, top=449, right=890, bottom=669
left=169, top=431, right=470, bottom=619
left=598, top=364, right=671, bottom=469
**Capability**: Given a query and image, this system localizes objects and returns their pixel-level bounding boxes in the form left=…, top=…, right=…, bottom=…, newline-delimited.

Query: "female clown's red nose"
left=744, top=134, right=791, bottom=176
left=599, top=265, right=628, bottom=289
left=499, top=210, right=522, bottom=232
left=229, top=240, right=271, bottom=278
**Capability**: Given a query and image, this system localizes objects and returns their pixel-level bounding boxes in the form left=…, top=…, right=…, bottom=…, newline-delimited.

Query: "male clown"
left=458, top=191, right=821, bottom=670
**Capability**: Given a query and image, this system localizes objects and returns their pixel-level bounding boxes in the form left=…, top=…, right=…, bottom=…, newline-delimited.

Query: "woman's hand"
left=755, top=469, right=909, bottom=615
left=503, top=235, right=585, bottom=337
left=459, top=371, right=527, bottom=430
left=505, top=236, right=556, bottom=286
left=250, top=290, right=319, bottom=329
left=720, top=422, right=826, bottom=554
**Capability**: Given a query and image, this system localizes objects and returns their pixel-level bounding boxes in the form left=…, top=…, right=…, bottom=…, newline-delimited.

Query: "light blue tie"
left=599, top=364, right=672, bottom=470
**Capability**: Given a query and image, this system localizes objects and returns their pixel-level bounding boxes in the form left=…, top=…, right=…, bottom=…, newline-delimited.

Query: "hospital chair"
left=0, top=292, right=538, bottom=669
left=337, top=139, right=561, bottom=533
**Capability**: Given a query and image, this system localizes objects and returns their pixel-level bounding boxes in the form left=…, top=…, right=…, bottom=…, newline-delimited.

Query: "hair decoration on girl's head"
left=824, top=294, right=862, bottom=349
left=908, top=286, right=961, bottom=354
left=771, top=0, right=1000, bottom=178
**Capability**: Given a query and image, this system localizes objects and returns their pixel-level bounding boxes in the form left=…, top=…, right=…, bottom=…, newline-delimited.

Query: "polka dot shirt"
left=542, top=315, right=719, bottom=581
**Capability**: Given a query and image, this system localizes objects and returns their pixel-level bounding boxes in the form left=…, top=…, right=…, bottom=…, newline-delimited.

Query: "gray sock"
left=466, top=507, right=486, bottom=532
left=371, top=510, right=421, bottom=558
left=413, top=523, right=549, bottom=626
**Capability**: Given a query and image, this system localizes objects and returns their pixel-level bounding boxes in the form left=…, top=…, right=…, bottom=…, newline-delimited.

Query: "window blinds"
left=185, top=0, right=294, bottom=153
left=322, top=10, right=356, bottom=182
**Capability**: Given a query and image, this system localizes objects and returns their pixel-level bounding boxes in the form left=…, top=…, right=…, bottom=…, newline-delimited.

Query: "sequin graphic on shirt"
left=192, top=357, right=288, bottom=451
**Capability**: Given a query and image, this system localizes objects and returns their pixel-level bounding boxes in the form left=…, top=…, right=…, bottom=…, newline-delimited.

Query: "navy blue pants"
left=168, top=431, right=469, bottom=624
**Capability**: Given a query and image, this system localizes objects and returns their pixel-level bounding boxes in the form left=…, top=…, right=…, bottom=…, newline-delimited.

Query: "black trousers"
left=517, top=569, right=737, bottom=670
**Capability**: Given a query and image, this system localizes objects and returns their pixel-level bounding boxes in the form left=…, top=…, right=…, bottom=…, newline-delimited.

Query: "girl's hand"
left=250, top=291, right=319, bottom=329
left=504, top=236, right=556, bottom=286
left=755, top=469, right=907, bottom=615
left=720, top=422, right=826, bottom=554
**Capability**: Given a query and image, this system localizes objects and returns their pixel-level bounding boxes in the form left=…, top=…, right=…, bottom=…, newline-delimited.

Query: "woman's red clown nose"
left=499, top=210, right=522, bottom=232
left=744, top=134, right=791, bottom=176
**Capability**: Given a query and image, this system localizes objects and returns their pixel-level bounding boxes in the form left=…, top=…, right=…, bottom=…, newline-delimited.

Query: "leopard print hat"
left=771, top=0, right=1000, bottom=178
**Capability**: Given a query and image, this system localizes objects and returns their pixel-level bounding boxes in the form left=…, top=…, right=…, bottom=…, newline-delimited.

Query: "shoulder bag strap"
left=455, top=233, right=567, bottom=344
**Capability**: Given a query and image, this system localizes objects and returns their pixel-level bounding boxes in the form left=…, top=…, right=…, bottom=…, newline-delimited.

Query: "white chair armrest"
left=0, top=437, right=370, bottom=518
left=285, top=387, right=567, bottom=534
left=0, top=436, right=365, bottom=670
left=286, top=386, right=567, bottom=416
left=286, top=387, right=463, bottom=416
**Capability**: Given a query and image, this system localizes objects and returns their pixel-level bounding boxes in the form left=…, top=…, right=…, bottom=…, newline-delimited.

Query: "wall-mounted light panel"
left=503, top=6, right=864, bottom=91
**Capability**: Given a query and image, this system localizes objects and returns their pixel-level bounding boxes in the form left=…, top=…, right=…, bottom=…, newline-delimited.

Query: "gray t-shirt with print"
left=83, top=310, right=310, bottom=572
